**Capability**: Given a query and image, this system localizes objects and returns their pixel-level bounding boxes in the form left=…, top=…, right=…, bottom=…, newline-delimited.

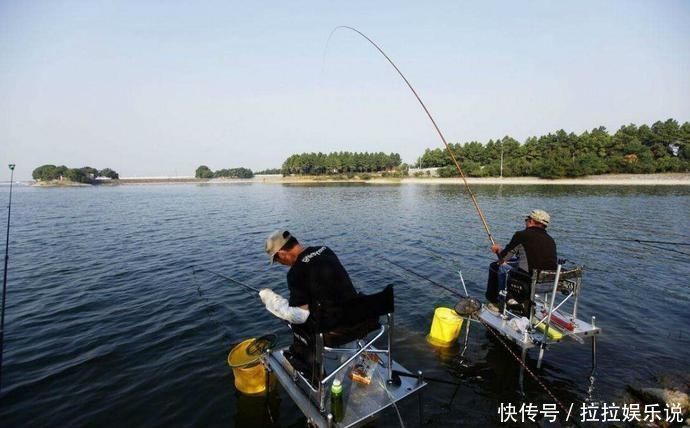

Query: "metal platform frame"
left=475, top=263, right=601, bottom=387
left=264, top=314, right=427, bottom=427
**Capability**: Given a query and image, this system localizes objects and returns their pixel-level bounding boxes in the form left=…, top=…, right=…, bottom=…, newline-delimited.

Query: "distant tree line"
left=282, top=152, right=402, bottom=175
left=419, top=119, right=689, bottom=178
left=32, top=165, right=119, bottom=183
left=255, top=168, right=282, bottom=175
left=195, top=165, right=254, bottom=179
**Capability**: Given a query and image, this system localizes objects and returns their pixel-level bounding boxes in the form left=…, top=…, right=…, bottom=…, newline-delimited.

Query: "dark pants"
left=486, top=261, right=528, bottom=303
left=285, top=326, right=321, bottom=386
left=485, top=261, right=501, bottom=303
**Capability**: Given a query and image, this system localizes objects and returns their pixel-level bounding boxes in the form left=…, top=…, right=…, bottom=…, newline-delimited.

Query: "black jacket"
left=499, top=227, right=557, bottom=272
left=287, top=246, right=357, bottom=330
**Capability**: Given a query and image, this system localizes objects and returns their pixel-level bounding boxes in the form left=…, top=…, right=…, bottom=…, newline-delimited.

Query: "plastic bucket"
left=228, top=338, right=269, bottom=395
left=426, top=307, right=463, bottom=347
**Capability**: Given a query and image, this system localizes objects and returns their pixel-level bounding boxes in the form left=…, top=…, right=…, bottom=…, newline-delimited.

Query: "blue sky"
left=1, top=1, right=689, bottom=179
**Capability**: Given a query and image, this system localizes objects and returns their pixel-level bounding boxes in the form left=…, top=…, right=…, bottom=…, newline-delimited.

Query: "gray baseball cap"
left=265, top=230, right=292, bottom=264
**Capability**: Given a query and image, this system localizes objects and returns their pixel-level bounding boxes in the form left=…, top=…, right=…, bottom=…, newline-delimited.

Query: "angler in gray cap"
left=260, top=230, right=358, bottom=374
left=485, top=209, right=557, bottom=313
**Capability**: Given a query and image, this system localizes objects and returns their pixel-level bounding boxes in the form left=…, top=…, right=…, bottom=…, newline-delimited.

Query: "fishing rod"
left=1, top=163, right=16, bottom=393
left=335, top=26, right=496, bottom=246
left=381, top=256, right=464, bottom=298
left=192, top=266, right=260, bottom=293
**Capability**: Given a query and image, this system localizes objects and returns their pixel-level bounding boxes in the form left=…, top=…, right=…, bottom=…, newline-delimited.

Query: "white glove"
left=259, top=289, right=310, bottom=324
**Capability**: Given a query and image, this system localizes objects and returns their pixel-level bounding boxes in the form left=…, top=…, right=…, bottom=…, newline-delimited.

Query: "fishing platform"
left=267, top=341, right=426, bottom=427
left=470, top=262, right=601, bottom=375
left=260, top=285, right=427, bottom=427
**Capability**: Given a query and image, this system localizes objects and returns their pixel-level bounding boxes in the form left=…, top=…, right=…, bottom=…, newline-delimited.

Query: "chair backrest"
left=531, top=266, right=583, bottom=294
left=343, top=284, right=394, bottom=324
left=318, top=284, right=394, bottom=347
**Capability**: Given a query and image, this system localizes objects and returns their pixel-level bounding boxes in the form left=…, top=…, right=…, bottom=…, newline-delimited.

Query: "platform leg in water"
left=588, top=316, right=598, bottom=401
left=519, top=347, right=528, bottom=395
left=591, top=316, right=597, bottom=372
left=418, top=370, right=424, bottom=425
left=460, top=318, right=471, bottom=359
left=264, top=360, right=275, bottom=424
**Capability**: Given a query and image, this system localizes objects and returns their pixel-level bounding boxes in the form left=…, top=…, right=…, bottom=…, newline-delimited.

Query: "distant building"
left=408, top=167, right=440, bottom=177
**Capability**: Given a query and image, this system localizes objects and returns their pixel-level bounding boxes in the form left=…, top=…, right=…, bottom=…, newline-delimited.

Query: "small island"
left=195, top=165, right=254, bottom=179
left=32, top=165, right=120, bottom=186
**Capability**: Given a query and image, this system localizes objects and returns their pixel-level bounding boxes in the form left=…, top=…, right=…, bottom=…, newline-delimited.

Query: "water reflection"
left=233, top=390, right=281, bottom=428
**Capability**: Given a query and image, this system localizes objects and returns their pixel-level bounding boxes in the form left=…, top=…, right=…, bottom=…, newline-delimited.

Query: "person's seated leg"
left=506, top=268, right=532, bottom=315
left=485, top=261, right=500, bottom=303
left=497, top=263, right=515, bottom=307
left=284, top=327, right=322, bottom=385
left=285, top=342, right=324, bottom=387
left=285, top=340, right=311, bottom=374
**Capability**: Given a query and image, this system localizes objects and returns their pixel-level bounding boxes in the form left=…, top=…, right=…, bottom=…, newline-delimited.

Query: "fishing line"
left=479, top=317, right=578, bottom=425
left=191, top=268, right=235, bottom=346
left=320, top=27, right=340, bottom=79
left=636, top=241, right=690, bottom=257
left=381, top=256, right=464, bottom=297
left=192, top=266, right=261, bottom=293
left=458, top=304, right=584, bottom=426
left=0, top=163, right=16, bottom=393
left=332, top=26, right=496, bottom=246
left=559, top=234, right=690, bottom=247
left=373, top=365, right=406, bottom=428
left=191, top=267, right=294, bottom=348
left=562, top=235, right=690, bottom=257
left=398, top=243, right=463, bottom=266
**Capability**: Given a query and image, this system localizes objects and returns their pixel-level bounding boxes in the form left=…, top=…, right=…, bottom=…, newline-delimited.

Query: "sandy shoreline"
left=244, top=173, right=690, bottom=186
left=30, top=173, right=690, bottom=187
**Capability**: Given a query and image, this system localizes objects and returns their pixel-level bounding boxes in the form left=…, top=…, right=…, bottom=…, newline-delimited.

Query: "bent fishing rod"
left=1, top=163, right=16, bottom=393
left=335, top=26, right=496, bottom=246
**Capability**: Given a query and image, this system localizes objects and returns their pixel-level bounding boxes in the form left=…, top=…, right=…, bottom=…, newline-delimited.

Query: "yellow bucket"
left=426, top=307, right=463, bottom=347
left=227, top=338, right=270, bottom=395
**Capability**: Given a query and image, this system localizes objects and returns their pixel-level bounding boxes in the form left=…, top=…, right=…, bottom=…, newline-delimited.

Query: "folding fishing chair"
left=521, top=263, right=585, bottom=367
left=286, top=284, right=395, bottom=413
left=505, top=263, right=583, bottom=317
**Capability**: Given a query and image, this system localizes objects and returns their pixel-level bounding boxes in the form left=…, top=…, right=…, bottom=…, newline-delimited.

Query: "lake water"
left=1, top=183, right=689, bottom=427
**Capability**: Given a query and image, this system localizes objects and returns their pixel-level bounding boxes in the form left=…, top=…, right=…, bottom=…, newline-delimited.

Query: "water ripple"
left=0, top=184, right=688, bottom=426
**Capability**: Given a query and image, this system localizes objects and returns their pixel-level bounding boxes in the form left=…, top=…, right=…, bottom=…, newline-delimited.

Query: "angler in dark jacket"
left=260, top=230, right=358, bottom=375
left=485, top=209, right=557, bottom=312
